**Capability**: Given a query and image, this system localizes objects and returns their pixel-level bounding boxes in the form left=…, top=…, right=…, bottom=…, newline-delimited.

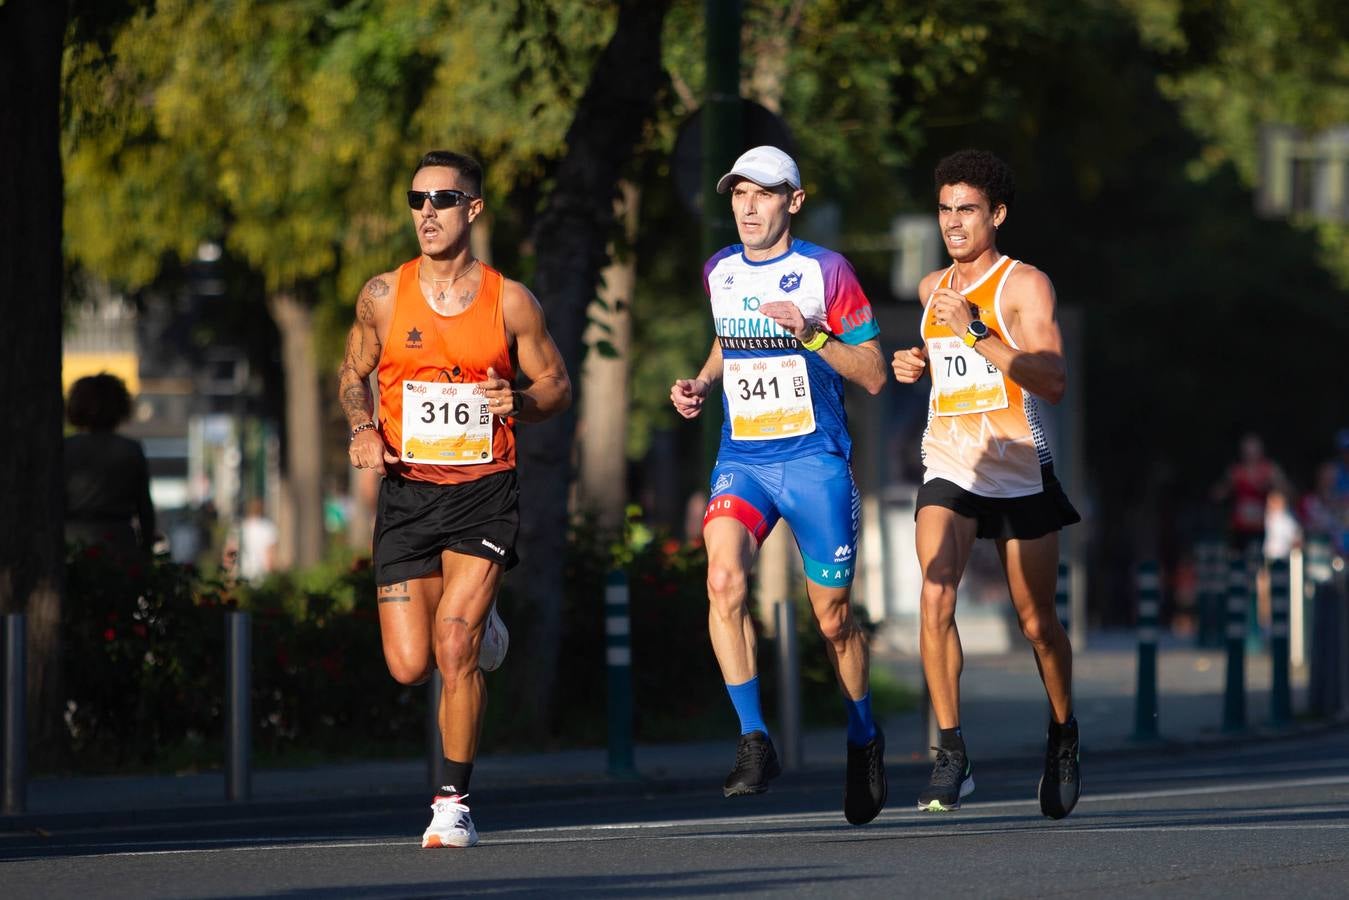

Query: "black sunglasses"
left=407, top=189, right=478, bottom=210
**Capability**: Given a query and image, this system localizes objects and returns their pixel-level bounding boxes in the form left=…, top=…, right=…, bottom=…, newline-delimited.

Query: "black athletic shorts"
left=915, top=465, right=1081, bottom=541
left=373, top=470, right=519, bottom=585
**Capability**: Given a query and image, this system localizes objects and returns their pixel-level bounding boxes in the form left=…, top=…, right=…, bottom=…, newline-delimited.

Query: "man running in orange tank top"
left=891, top=149, right=1082, bottom=819
left=338, top=150, right=571, bottom=848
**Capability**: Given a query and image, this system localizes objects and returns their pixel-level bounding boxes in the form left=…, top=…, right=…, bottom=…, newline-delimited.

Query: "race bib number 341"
left=928, top=336, right=1009, bottom=416
left=725, top=355, right=816, bottom=441
left=402, top=380, right=493, bottom=465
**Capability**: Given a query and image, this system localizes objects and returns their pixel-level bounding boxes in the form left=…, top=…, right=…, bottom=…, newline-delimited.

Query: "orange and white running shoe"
left=421, top=793, right=479, bottom=848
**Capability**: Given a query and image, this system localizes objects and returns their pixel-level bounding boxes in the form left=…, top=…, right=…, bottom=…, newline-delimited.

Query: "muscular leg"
left=703, top=517, right=761, bottom=684
left=433, top=550, right=502, bottom=762
left=377, top=575, right=442, bottom=686
left=805, top=582, right=868, bottom=701
left=997, top=533, right=1073, bottom=723
left=916, top=506, right=979, bottom=729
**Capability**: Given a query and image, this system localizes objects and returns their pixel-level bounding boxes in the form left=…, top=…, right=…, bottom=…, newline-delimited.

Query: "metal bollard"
left=1196, top=541, right=1226, bottom=648
left=1244, top=544, right=1264, bottom=652
left=3, top=614, right=26, bottom=815
left=775, top=598, right=802, bottom=771
left=1305, top=538, right=1333, bottom=716
left=604, top=570, right=636, bottom=777
left=1268, top=558, right=1292, bottom=726
left=1222, top=553, right=1248, bottom=732
left=426, top=670, right=443, bottom=789
left=225, top=610, right=252, bottom=802
left=1133, top=561, right=1160, bottom=741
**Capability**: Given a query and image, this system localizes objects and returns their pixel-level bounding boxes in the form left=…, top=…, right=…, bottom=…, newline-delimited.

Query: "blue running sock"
left=845, top=692, right=877, bottom=746
left=725, top=676, right=768, bottom=736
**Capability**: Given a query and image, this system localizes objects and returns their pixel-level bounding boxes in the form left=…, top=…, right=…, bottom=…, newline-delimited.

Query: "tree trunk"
left=577, top=180, right=640, bottom=533
left=513, top=0, right=670, bottom=735
left=266, top=291, right=325, bottom=570
left=0, top=0, right=68, bottom=749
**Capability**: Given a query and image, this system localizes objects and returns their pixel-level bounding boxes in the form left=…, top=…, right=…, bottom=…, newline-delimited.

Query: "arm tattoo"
left=377, top=594, right=411, bottom=604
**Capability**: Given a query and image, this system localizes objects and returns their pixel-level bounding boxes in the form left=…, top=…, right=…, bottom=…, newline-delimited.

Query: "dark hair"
left=934, top=149, right=1015, bottom=211
left=67, top=373, right=133, bottom=431
left=413, top=150, right=484, bottom=197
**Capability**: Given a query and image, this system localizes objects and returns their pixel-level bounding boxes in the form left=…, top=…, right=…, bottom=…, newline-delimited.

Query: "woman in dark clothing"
left=64, top=374, right=155, bottom=566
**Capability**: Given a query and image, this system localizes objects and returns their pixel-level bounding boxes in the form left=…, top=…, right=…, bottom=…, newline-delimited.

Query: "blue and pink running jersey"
left=703, top=238, right=879, bottom=464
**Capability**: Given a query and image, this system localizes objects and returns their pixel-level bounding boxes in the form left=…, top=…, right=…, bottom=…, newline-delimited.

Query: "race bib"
left=724, top=355, right=816, bottom=441
left=401, top=380, right=493, bottom=465
left=928, top=336, right=1009, bottom=416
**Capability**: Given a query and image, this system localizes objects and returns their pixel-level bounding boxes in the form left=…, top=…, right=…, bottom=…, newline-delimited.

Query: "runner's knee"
left=1017, top=608, right=1061, bottom=649
left=814, top=600, right=856, bottom=646
left=433, top=616, right=481, bottom=676
left=385, top=648, right=434, bottom=686
left=706, top=562, right=749, bottom=613
left=919, top=580, right=958, bottom=625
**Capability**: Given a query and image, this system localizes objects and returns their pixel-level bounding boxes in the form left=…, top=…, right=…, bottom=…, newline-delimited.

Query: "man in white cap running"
left=671, top=146, right=889, bottom=825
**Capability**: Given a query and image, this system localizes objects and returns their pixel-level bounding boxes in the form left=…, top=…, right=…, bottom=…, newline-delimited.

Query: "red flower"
left=83, top=545, right=102, bottom=560
left=103, top=628, right=116, bottom=642
left=132, top=624, right=147, bottom=638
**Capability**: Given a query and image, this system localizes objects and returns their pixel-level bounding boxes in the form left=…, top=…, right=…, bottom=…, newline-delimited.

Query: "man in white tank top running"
left=892, top=149, right=1082, bottom=819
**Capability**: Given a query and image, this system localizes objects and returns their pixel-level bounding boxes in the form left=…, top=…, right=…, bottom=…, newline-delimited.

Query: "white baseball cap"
left=716, top=145, right=801, bottom=193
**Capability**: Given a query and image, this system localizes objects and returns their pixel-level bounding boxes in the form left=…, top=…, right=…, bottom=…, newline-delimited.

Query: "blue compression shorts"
left=703, top=452, right=861, bottom=587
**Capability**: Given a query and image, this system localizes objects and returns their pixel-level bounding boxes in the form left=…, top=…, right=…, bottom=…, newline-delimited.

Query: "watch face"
left=969, top=320, right=989, bottom=337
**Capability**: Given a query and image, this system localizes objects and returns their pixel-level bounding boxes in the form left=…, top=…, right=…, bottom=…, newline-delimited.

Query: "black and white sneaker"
left=1039, top=718, right=1081, bottom=819
left=917, top=746, right=974, bottom=812
left=723, top=730, right=782, bottom=797
left=844, top=725, right=887, bottom=825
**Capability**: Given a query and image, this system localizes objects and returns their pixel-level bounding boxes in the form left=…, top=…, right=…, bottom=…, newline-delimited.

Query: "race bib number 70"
left=928, top=336, right=1009, bottom=416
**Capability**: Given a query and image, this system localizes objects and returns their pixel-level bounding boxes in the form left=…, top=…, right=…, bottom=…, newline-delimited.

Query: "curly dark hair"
left=934, top=149, right=1015, bottom=211
left=66, top=373, right=133, bottom=431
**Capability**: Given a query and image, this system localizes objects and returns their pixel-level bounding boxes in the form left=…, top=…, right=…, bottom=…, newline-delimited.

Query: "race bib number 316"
left=401, top=380, right=493, bottom=465
left=725, top=355, right=816, bottom=441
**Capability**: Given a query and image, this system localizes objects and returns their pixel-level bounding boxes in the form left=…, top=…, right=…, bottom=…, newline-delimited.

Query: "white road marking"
left=11, top=772, right=1349, bottom=860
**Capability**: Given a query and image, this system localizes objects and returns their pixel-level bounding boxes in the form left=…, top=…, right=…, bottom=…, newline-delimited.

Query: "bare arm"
left=341, top=274, right=396, bottom=472
left=487, top=281, right=571, bottom=422
left=670, top=339, right=722, bottom=419
left=892, top=269, right=943, bottom=384
left=929, top=265, right=1066, bottom=404
left=758, top=301, right=886, bottom=394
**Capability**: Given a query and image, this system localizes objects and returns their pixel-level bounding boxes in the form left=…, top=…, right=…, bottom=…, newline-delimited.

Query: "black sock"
left=938, top=726, right=965, bottom=753
left=1050, top=714, right=1078, bottom=736
left=441, top=758, right=473, bottom=794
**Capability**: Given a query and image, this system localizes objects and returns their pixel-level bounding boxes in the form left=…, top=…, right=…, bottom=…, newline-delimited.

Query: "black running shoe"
left=844, top=725, right=887, bottom=825
left=723, top=730, right=782, bottom=797
left=1039, top=718, right=1081, bottom=819
left=917, top=746, right=974, bottom=812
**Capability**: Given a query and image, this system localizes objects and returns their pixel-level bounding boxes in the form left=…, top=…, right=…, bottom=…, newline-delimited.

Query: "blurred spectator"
left=235, top=497, right=278, bottom=582
left=1212, top=433, right=1288, bottom=557
left=64, top=373, right=155, bottom=567
left=1262, top=489, right=1301, bottom=561
left=1299, top=461, right=1340, bottom=543
left=1327, top=428, right=1349, bottom=555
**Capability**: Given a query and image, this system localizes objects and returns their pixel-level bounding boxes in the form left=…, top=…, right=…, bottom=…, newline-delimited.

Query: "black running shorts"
left=915, top=465, right=1081, bottom=541
left=373, top=471, right=519, bottom=585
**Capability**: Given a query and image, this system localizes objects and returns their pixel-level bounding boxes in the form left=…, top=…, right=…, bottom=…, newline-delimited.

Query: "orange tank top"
left=377, top=258, right=516, bottom=484
left=919, top=255, right=1053, bottom=498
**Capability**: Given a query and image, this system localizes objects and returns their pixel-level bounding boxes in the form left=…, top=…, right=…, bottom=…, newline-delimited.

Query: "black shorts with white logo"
left=373, top=470, right=519, bottom=585
left=915, top=465, right=1081, bottom=541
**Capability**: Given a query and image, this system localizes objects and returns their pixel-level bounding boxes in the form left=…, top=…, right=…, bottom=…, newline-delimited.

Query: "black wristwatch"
left=963, top=319, right=989, bottom=348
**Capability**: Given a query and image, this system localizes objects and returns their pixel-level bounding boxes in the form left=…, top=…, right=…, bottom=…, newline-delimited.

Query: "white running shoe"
left=421, top=793, right=479, bottom=848
left=478, top=603, right=509, bottom=672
